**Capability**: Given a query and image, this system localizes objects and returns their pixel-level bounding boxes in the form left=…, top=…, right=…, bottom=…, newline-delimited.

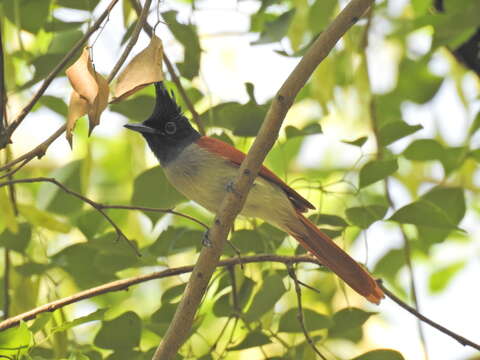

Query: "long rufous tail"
left=286, top=212, right=384, bottom=304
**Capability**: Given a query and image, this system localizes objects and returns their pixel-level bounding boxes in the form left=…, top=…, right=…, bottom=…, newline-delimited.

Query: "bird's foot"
left=226, top=181, right=239, bottom=196
left=202, top=229, right=213, bottom=248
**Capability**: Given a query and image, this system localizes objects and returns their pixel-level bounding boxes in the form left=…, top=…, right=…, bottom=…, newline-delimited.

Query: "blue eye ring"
left=165, top=121, right=177, bottom=135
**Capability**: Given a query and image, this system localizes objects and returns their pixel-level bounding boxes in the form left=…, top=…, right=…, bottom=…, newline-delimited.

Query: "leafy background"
left=0, top=0, right=480, bottom=359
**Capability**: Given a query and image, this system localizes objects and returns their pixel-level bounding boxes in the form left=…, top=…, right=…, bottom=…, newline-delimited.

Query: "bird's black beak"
left=124, top=123, right=159, bottom=134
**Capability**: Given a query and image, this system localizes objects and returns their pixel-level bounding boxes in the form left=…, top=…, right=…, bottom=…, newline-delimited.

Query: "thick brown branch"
left=0, top=255, right=320, bottom=331
left=378, top=282, right=480, bottom=352
left=152, top=1, right=373, bottom=359
left=129, top=0, right=206, bottom=135
left=5, top=0, right=120, bottom=140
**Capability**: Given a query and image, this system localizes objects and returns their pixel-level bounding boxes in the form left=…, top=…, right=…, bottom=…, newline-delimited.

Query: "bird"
left=124, top=82, right=384, bottom=304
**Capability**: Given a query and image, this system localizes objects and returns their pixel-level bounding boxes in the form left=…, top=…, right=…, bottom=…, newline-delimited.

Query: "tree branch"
left=0, top=124, right=66, bottom=173
left=129, top=0, right=206, bottom=135
left=378, top=282, right=480, bottom=352
left=0, top=255, right=320, bottom=331
left=107, top=0, right=152, bottom=83
left=287, top=265, right=328, bottom=360
left=4, top=0, right=120, bottom=142
left=152, top=1, right=373, bottom=359
left=0, top=178, right=211, bottom=256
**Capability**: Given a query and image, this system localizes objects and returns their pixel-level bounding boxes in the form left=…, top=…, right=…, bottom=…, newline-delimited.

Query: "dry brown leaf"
left=66, top=47, right=110, bottom=145
left=66, top=91, right=88, bottom=147
left=111, top=35, right=164, bottom=102
left=66, top=47, right=98, bottom=105
left=87, top=73, right=109, bottom=135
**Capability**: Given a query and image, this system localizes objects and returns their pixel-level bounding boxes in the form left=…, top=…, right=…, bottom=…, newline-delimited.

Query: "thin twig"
left=100, top=204, right=209, bottom=229
left=152, top=1, right=374, bottom=359
left=379, top=281, right=480, bottom=352
left=3, top=250, right=9, bottom=320
left=0, top=177, right=140, bottom=256
left=5, top=0, right=120, bottom=140
left=0, top=124, right=66, bottom=173
left=107, top=0, right=153, bottom=82
left=287, top=265, right=328, bottom=360
left=360, top=7, right=429, bottom=357
left=0, top=18, right=7, bottom=149
left=0, top=255, right=321, bottom=331
left=129, top=0, right=206, bottom=135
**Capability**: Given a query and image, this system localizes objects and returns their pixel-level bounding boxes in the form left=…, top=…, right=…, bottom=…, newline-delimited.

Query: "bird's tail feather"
left=286, top=213, right=384, bottom=304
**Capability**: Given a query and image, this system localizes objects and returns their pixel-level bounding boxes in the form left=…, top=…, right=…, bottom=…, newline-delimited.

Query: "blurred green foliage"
left=0, top=0, right=479, bottom=359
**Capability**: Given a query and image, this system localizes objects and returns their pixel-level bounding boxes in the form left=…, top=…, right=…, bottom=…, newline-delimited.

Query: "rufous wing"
left=196, top=136, right=315, bottom=212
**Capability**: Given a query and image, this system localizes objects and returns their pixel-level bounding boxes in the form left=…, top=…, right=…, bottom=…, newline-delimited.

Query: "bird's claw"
left=202, top=229, right=213, bottom=248
left=226, top=181, right=238, bottom=195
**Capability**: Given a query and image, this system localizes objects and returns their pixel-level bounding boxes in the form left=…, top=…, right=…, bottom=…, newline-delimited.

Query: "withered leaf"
left=112, top=35, right=164, bottom=102
left=66, top=91, right=88, bottom=146
left=66, top=47, right=109, bottom=145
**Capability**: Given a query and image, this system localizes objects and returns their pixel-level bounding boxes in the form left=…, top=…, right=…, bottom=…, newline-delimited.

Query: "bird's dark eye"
left=164, top=121, right=177, bottom=135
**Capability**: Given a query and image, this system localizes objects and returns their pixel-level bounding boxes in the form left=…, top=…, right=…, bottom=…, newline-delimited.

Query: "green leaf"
left=228, top=330, right=271, bottom=350
left=48, top=30, right=83, bottom=54
left=342, top=136, right=368, bottom=147
left=351, top=349, right=405, bottom=360
left=395, top=58, right=443, bottom=104
left=403, top=139, right=444, bottom=161
left=213, top=293, right=231, bottom=317
left=389, top=200, right=458, bottom=229
left=111, top=95, right=155, bottom=121
left=0, top=223, right=31, bottom=252
left=373, top=248, right=405, bottom=280
left=131, top=166, right=187, bottom=223
left=19, top=204, right=71, bottom=233
left=441, top=146, right=468, bottom=174
left=38, top=95, right=69, bottom=117
left=76, top=210, right=108, bottom=239
left=0, top=321, right=32, bottom=356
left=429, top=261, right=465, bottom=293
left=359, top=159, right=398, bottom=188
left=421, top=186, right=465, bottom=225
left=278, top=308, right=331, bottom=333
left=330, top=308, right=376, bottom=341
left=94, top=312, right=141, bottom=351
left=56, top=0, right=100, bottom=10
left=309, top=0, right=337, bottom=33
left=252, top=9, right=296, bottom=45
left=37, top=160, right=84, bottom=215
left=378, top=122, right=423, bottom=147
left=3, top=0, right=51, bottom=33
left=44, top=18, right=84, bottom=32
left=412, top=0, right=431, bottom=14
left=229, top=229, right=265, bottom=254
left=54, top=309, right=108, bottom=333
left=15, top=262, right=51, bottom=276
left=244, top=273, right=286, bottom=322
left=161, top=284, right=186, bottom=304
left=310, top=214, right=348, bottom=228
left=468, top=110, right=480, bottom=136
left=285, top=123, right=322, bottom=139
left=162, top=11, right=201, bottom=79
left=346, top=205, right=387, bottom=229
left=200, top=101, right=268, bottom=137
left=149, top=227, right=203, bottom=256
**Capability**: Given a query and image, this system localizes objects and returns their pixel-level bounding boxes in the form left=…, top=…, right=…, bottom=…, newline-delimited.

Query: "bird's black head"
left=124, top=82, right=201, bottom=165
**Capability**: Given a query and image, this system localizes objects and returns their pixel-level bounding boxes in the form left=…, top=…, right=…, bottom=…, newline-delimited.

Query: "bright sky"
left=9, top=0, right=480, bottom=359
